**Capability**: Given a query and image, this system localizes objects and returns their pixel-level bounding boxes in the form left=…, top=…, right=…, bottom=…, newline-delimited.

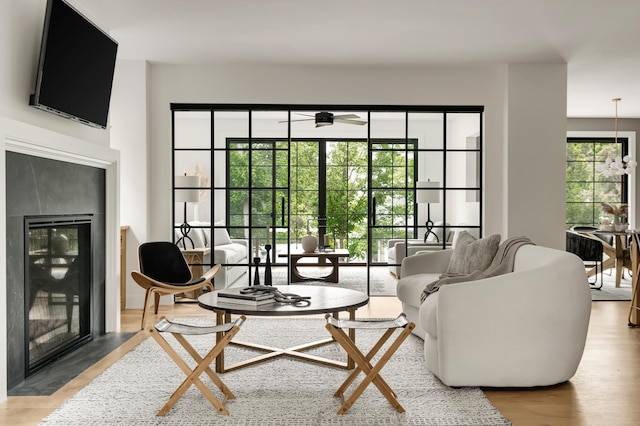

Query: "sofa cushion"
left=214, top=228, right=233, bottom=246
left=446, top=231, right=501, bottom=275
left=397, top=272, right=441, bottom=309
left=214, top=243, right=247, bottom=264
left=212, top=221, right=233, bottom=246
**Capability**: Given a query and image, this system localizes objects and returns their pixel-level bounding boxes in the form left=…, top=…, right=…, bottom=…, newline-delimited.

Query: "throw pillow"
left=445, top=231, right=501, bottom=275
left=213, top=221, right=233, bottom=246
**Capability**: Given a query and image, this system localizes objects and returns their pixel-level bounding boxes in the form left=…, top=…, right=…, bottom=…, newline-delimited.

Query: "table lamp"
left=175, top=174, right=200, bottom=249
left=416, top=180, right=440, bottom=243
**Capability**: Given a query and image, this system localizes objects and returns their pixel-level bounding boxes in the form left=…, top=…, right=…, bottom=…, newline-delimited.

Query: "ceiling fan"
left=280, top=112, right=367, bottom=127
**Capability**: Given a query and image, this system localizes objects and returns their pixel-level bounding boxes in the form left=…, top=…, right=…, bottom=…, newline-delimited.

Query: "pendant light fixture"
left=596, top=98, right=637, bottom=177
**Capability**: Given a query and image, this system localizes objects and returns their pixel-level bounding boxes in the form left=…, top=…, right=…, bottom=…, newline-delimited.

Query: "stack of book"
left=216, top=288, right=275, bottom=306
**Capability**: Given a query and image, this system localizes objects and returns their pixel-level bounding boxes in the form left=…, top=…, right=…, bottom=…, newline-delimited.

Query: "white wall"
left=148, top=63, right=566, bottom=249
left=0, top=0, right=119, bottom=402
left=2, top=0, right=110, bottom=147
left=506, top=64, right=568, bottom=248
left=148, top=64, right=517, bottom=246
left=110, top=60, right=149, bottom=308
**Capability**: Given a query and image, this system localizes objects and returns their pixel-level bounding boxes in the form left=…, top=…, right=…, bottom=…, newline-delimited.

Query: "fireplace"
left=25, top=216, right=93, bottom=375
left=6, top=151, right=106, bottom=390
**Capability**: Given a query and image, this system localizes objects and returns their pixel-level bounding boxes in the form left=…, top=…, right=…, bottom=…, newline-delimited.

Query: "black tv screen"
left=30, top=0, right=118, bottom=129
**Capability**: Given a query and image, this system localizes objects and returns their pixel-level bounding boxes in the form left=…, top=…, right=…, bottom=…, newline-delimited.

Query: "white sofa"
left=387, top=225, right=467, bottom=277
left=177, top=222, right=248, bottom=289
left=387, top=239, right=451, bottom=278
left=396, top=244, right=591, bottom=387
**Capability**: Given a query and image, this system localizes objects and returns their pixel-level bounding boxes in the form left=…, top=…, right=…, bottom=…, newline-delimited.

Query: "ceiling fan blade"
left=278, top=118, right=315, bottom=123
left=333, top=114, right=360, bottom=119
left=334, top=118, right=368, bottom=125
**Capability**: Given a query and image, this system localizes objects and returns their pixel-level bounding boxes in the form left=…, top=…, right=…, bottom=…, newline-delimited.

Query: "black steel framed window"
left=171, top=104, right=484, bottom=294
left=566, top=137, right=629, bottom=228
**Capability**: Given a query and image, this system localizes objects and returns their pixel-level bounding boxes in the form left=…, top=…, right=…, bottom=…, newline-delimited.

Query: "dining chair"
left=628, top=231, right=640, bottom=327
left=566, top=230, right=604, bottom=289
left=131, top=241, right=219, bottom=329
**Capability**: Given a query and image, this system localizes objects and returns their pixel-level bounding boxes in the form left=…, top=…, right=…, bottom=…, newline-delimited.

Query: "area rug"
left=39, top=318, right=511, bottom=425
left=590, top=277, right=632, bottom=301
left=269, top=266, right=398, bottom=297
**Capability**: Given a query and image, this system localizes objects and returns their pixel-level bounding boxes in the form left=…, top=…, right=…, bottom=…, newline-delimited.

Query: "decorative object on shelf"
left=301, top=234, right=319, bottom=253
left=416, top=180, right=441, bottom=243
left=264, top=244, right=272, bottom=286
left=175, top=174, right=200, bottom=249
left=601, top=203, right=628, bottom=231
left=596, top=98, right=637, bottom=177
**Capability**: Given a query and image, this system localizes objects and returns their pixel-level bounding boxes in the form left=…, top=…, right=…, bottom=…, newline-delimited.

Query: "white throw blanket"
left=420, top=236, right=534, bottom=303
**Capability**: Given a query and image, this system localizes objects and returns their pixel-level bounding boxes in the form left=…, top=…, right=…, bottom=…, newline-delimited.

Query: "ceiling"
left=71, top=0, right=640, bottom=118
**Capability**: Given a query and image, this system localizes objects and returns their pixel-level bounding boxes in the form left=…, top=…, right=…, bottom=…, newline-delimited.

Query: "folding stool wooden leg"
left=146, top=316, right=246, bottom=416
left=325, top=313, right=415, bottom=415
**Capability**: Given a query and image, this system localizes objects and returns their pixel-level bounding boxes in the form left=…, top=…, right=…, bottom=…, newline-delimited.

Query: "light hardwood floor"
left=1, top=298, right=639, bottom=425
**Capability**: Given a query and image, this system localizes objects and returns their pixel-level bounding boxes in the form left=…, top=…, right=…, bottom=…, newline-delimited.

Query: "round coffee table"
left=198, top=285, right=369, bottom=372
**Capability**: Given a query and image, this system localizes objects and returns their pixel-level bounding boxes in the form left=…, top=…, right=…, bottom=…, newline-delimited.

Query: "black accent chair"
left=566, top=230, right=603, bottom=289
left=131, top=242, right=219, bottom=329
left=570, top=225, right=614, bottom=246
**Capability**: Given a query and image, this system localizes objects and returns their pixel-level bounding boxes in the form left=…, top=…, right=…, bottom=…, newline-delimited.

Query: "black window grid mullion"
left=172, top=104, right=485, bottom=293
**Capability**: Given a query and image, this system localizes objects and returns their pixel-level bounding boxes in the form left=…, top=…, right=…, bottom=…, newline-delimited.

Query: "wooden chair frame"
left=324, top=313, right=415, bottom=414
left=628, top=231, right=640, bottom=327
left=146, top=315, right=246, bottom=416
left=132, top=252, right=219, bottom=329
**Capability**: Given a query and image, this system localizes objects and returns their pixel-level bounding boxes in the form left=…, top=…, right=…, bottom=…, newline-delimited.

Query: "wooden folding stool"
left=325, top=313, right=415, bottom=414
left=146, top=315, right=246, bottom=416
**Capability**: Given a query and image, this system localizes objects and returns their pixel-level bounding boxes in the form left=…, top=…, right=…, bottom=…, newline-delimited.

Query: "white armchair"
left=396, top=244, right=591, bottom=387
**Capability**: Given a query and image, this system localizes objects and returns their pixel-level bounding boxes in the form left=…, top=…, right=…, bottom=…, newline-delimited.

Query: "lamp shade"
left=175, top=175, right=200, bottom=203
left=416, top=181, right=440, bottom=204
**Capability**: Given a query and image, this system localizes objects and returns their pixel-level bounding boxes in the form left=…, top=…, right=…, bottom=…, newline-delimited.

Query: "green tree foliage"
left=566, top=140, right=623, bottom=228
left=228, top=139, right=415, bottom=261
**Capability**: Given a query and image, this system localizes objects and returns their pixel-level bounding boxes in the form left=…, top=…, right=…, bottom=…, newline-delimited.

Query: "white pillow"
left=191, top=221, right=211, bottom=247
left=213, top=221, right=233, bottom=246
left=189, top=228, right=206, bottom=248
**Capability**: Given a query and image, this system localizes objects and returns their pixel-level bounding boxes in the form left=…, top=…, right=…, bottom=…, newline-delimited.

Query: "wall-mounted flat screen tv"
left=29, top=0, right=118, bottom=129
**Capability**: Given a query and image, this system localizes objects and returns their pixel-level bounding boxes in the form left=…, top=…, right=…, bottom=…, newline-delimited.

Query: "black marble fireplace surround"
left=5, top=152, right=106, bottom=390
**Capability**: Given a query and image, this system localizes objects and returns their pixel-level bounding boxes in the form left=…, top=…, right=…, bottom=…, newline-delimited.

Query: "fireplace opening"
left=24, top=215, right=93, bottom=375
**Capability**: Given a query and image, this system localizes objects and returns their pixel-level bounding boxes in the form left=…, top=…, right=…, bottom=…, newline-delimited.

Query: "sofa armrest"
left=231, top=239, right=248, bottom=248
left=401, top=249, right=453, bottom=277
left=424, top=253, right=591, bottom=387
left=407, top=244, right=450, bottom=256
left=388, top=238, right=406, bottom=249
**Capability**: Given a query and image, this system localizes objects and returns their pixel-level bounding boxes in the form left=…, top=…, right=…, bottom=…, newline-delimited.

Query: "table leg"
left=631, top=236, right=640, bottom=326
left=348, top=308, right=356, bottom=369
left=215, top=310, right=231, bottom=373
left=326, top=257, right=340, bottom=283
